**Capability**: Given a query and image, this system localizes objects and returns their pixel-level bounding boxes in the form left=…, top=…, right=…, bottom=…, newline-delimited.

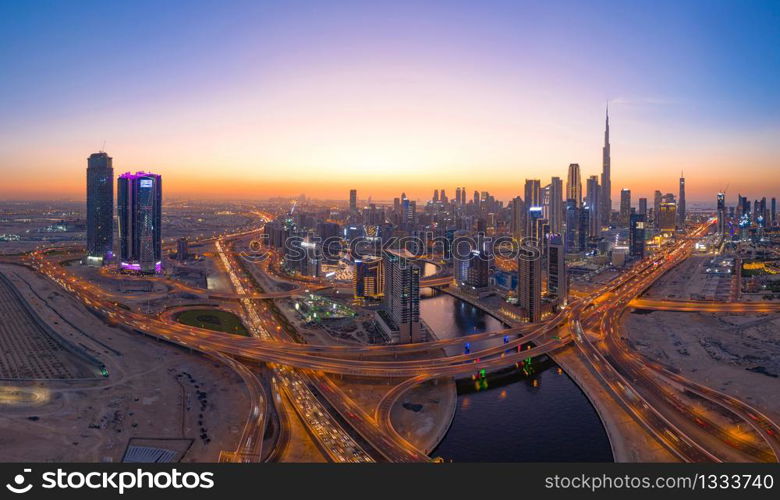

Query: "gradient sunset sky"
left=1, top=0, right=778, bottom=204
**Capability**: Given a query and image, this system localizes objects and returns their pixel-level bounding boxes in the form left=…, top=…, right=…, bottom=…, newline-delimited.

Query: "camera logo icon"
left=6, top=469, right=33, bottom=494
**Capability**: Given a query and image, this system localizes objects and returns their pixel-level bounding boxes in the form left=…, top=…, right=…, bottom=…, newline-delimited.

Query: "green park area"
left=174, top=309, right=249, bottom=336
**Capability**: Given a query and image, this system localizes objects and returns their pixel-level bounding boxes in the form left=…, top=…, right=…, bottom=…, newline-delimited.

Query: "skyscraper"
left=86, top=152, right=114, bottom=264
left=653, top=190, right=663, bottom=229
left=638, top=197, right=648, bottom=217
left=585, top=175, right=600, bottom=237
left=564, top=199, right=578, bottom=253
left=381, top=249, right=421, bottom=343
left=678, top=173, right=686, bottom=228
left=629, top=213, right=646, bottom=258
left=117, top=172, right=162, bottom=273
left=600, top=105, right=611, bottom=226
left=549, top=177, right=563, bottom=234
left=619, top=189, right=631, bottom=227
left=511, top=196, right=525, bottom=238
left=518, top=245, right=542, bottom=323
left=524, top=179, right=541, bottom=237
left=717, top=192, right=727, bottom=235
left=349, top=189, right=357, bottom=211
left=772, top=197, right=777, bottom=226
left=658, top=201, right=677, bottom=234
left=547, top=233, right=567, bottom=308
left=566, top=163, right=582, bottom=207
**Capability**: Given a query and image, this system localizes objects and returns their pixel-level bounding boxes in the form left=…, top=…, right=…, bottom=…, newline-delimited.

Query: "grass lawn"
left=175, top=309, right=249, bottom=336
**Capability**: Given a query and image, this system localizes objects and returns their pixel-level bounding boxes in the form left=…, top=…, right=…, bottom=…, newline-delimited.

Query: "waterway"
left=420, top=290, right=613, bottom=462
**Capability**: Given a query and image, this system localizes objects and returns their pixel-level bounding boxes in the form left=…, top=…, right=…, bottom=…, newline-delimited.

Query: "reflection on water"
left=421, top=291, right=613, bottom=462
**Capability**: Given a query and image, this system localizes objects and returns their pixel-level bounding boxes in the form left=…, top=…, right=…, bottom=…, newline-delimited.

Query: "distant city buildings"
left=117, top=172, right=163, bottom=273
left=85, top=152, right=114, bottom=265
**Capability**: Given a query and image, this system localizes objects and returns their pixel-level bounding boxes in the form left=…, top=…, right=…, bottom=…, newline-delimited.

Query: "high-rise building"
left=433, top=189, right=439, bottom=203
left=600, top=105, right=611, bottom=226
left=564, top=199, right=578, bottom=253
left=546, top=233, right=567, bottom=307
left=717, top=192, right=727, bottom=235
left=86, top=152, right=114, bottom=264
left=658, top=202, right=677, bottom=234
left=629, top=213, right=646, bottom=258
left=511, top=196, right=525, bottom=238
left=518, top=245, right=542, bottom=322
left=585, top=175, right=600, bottom=237
left=638, top=197, right=648, bottom=217
left=524, top=179, right=541, bottom=237
left=549, top=177, right=563, bottom=234
left=772, top=197, right=777, bottom=226
left=678, top=173, right=686, bottom=228
left=349, top=189, right=357, bottom=211
left=653, top=190, right=663, bottom=229
left=455, top=187, right=461, bottom=206
left=619, top=189, right=631, bottom=227
left=117, top=171, right=162, bottom=273
left=578, top=205, right=590, bottom=251
left=354, top=256, right=383, bottom=302
left=381, top=250, right=422, bottom=343
left=566, top=163, right=582, bottom=207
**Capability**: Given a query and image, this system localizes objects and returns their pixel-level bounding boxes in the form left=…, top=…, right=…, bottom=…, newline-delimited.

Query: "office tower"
left=511, top=196, right=525, bottom=238
left=440, top=189, right=447, bottom=204
left=653, top=190, right=663, bottom=229
left=528, top=206, right=545, bottom=241
left=176, top=238, right=188, bottom=262
left=772, top=197, right=777, bottom=226
left=629, top=213, right=646, bottom=258
left=658, top=202, right=677, bottom=233
left=549, top=177, right=563, bottom=234
left=638, top=197, right=648, bottom=217
left=619, top=189, right=631, bottom=227
left=381, top=250, right=421, bottom=343
left=566, top=163, right=582, bottom=207
left=600, top=105, right=611, bottom=226
left=454, top=187, right=461, bottom=205
left=564, top=199, right=578, bottom=253
left=678, top=173, right=686, bottom=228
left=717, top=192, right=727, bottom=235
left=460, top=187, right=467, bottom=205
left=117, top=171, right=162, bottom=273
left=354, top=256, right=383, bottom=302
left=349, top=189, right=357, bottom=211
left=524, top=179, right=541, bottom=236
left=547, top=233, right=567, bottom=307
left=86, top=152, right=114, bottom=264
left=578, top=205, right=590, bottom=251
left=433, top=189, right=439, bottom=202
left=585, top=175, right=600, bottom=237
left=473, top=190, right=480, bottom=206
left=455, top=235, right=490, bottom=291
left=518, top=245, right=542, bottom=322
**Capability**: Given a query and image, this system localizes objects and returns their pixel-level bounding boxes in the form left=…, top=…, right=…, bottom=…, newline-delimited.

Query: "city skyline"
left=1, top=0, right=779, bottom=202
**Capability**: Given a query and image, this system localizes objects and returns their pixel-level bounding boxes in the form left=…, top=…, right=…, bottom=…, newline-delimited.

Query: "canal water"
left=420, top=289, right=613, bottom=462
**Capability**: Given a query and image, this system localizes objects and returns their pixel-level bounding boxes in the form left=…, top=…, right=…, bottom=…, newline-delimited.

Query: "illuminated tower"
left=86, top=152, right=114, bottom=264
left=566, top=163, right=582, bottom=207
left=585, top=175, right=600, bottom=237
left=717, top=192, right=726, bottom=235
left=117, top=172, right=162, bottom=273
left=600, top=104, right=612, bottom=226
left=678, top=172, right=686, bottom=228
